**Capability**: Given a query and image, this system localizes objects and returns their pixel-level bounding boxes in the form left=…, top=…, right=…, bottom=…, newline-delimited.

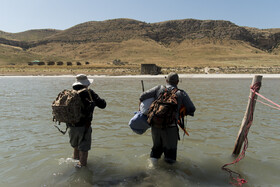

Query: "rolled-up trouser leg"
left=69, top=126, right=92, bottom=152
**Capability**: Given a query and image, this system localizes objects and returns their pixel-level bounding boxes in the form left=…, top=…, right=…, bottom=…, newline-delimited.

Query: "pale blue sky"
left=1, top=0, right=279, bottom=33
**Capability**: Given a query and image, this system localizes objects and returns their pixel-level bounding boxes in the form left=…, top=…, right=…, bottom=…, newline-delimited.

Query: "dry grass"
left=1, top=38, right=280, bottom=75
left=24, top=39, right=280, bottom=68
left=0, top=29, right=61, bottom=41
left=0, top=43, right=66, bottom=65
left=1, top=19, right=280, bottom=73
left=0, top=64, right=140, bottom=76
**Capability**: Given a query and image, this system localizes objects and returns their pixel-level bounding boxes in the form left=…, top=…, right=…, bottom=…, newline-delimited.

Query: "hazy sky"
left=1, top=0, right=279, bottom=33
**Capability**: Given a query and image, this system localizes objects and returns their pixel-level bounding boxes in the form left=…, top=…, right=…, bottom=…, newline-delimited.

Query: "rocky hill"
left=0, top=18, right=280, bottom=67
left=1, top=19, right=280, bottom=50
left=0, top=29, right=61, bottom=42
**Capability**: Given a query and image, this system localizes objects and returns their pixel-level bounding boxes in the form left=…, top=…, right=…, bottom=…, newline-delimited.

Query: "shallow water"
left=0, top=76, right=280, bottom=187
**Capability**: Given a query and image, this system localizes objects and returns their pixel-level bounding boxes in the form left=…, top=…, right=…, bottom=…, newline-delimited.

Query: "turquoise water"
left=0, top=76, right=280, bottom=187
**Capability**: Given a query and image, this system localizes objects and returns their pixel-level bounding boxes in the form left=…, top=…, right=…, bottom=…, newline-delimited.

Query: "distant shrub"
left=38, top=62, right=45, bottom=65
left=113, top=59, right=127, bottom=65
left=85, top=61, right=90, bottom=65
left=57, top=61, right=63, bottom=65
left=76, top=62, right=81, bottom=65
left=47, top=61, right=55, bottom=65
left=67, top=62, right=72, bottom=66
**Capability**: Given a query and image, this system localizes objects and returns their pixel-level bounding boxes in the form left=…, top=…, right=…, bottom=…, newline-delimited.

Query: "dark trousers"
left=150, top=125, right=179, bottom=163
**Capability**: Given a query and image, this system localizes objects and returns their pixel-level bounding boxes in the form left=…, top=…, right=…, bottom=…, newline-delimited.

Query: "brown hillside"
left=0, top=29, right=61, bottom=41
left=41, top=19, right=253, bottom=45
left=43, top=19, right=280, bottom=51
left=45, top=19, right=148, bottom=42
left=0, top=18, right=280, bottom=68
left=28, top=38, right=280, bottom=68
left=2, top=18, right=280, bottom=51
left=0, top=43, right=65, bottom=65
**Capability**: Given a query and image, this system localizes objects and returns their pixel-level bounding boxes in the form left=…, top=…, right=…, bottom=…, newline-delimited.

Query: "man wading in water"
left=139, top=72, right=196, bottom=164
left=69, top=74, right=106, bottom=167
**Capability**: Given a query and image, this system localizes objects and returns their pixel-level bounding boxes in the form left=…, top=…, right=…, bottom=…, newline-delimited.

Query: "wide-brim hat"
left=72, top=74, right=93, bottom=87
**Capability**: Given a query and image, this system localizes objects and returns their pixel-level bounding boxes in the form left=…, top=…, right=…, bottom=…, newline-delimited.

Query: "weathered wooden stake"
left=232, top=75, right=263, bottom=156
left=141, top=80, right=145, bottom=92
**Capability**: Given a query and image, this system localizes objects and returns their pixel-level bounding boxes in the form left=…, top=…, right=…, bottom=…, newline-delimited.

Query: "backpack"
left=147, top=88, right=178, bottom=128
left=52, top=89, right=86, bottom=125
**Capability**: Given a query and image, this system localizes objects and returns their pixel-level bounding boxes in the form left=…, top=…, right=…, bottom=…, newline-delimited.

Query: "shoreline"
left=1, top=73, right=280, bottom=78
left=2, top=65, right=280, bottom=77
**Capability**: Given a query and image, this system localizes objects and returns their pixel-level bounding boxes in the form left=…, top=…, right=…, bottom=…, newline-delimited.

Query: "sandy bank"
left=102, top=74, right=280, bottom=78
left=1, top=74, right=280, bottom=79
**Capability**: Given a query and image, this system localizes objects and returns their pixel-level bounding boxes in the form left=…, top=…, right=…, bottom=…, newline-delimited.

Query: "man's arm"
left=182, top=91, right=196, bottom=116
left=139, top=85, right=162, bottom=102
left=91, top=90, right=106, bottom=109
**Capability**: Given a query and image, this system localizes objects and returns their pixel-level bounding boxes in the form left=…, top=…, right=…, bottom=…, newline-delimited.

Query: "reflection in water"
left=0, top=76, right=280, bottom=186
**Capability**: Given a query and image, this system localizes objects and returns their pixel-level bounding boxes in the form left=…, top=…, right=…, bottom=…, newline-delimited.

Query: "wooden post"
left=141, top=80, right=145, bottom=92
left=232, top=75, right=262, bottom=156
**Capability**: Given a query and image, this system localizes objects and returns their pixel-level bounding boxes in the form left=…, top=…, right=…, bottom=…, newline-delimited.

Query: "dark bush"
left=38, top=62, right=45, bottom=65
left=47, top=61, right=55, bottom=65
left=57, top=61, right=63, bottom=65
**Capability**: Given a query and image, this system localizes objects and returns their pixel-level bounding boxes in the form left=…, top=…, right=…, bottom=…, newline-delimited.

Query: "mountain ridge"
left=0, top=18, right=280, bottom=67
left=1, top=18, right=280, bottom=51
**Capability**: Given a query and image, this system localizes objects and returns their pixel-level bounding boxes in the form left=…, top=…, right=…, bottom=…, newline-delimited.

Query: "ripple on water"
left=1, top=77, right=280, bottom=186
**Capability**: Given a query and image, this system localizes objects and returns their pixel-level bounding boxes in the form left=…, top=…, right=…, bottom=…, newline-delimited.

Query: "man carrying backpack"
left=139, top=72, right=195, bottom=164
left=69, top=74, right=106, bottom=167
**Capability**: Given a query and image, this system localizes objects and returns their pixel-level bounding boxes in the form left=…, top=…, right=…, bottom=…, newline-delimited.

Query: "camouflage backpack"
left=147, top=88, right=178, bottom=128
left=52, top=89, right=86, bottom=125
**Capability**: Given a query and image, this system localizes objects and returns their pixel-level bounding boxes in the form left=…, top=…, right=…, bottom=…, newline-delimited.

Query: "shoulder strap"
left=54, top=123, right=69, bottom=135
left=159, top=85, right=167, bottom=95
left=76, top=88, right=87, bottom=94
left=87, top=89, right=93, bottom=102
left=75, top=88, right=93, bottom=102
left=171, top=88, right=179, bottom=94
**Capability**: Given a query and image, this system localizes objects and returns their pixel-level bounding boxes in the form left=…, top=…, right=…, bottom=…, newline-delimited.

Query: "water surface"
left=0, top=76, right=280, bottom=187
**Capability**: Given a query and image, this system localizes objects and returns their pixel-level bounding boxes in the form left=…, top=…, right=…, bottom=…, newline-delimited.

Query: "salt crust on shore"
left=1, top=74, right=280, bottom=78
left=0, top=74, right=280, bottom=79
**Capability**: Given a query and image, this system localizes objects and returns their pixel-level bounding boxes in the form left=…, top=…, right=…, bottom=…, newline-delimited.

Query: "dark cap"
left=165, top=72, right=179, bottom=85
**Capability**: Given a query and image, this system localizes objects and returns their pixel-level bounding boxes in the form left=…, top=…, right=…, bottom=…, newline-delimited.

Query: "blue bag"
left=129, top=111, right=151, bottom=134
left=139, top=97, right=154, bottom=115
